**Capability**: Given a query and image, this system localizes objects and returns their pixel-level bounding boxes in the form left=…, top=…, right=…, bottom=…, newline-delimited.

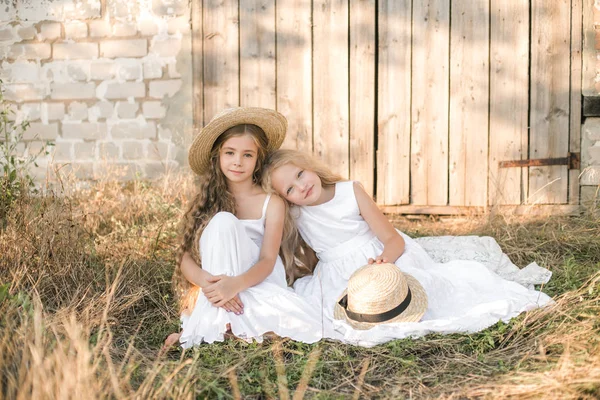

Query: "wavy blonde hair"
left=262, top=149, right=344, bottom=282
left=174, top=124, right=269, bottom=314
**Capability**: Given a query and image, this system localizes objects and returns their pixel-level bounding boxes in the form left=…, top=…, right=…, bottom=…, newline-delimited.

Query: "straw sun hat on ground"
left=333, top=263, right=428, bottom=330
left=188, top=107, right=287, bottom=175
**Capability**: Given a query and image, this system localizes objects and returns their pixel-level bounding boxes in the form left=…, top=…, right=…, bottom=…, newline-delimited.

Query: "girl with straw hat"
left=164, top=108, right=323, bottom=350
left=263, top=149, right=553, bottom=347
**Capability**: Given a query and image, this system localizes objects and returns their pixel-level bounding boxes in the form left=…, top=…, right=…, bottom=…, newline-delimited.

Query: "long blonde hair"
left=262, top=149, right=344, bottom=283
left=174, top=124, right=268, bottom=314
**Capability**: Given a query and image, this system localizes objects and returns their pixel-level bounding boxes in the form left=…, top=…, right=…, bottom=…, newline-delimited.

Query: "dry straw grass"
left=1, top=166, right=599, bottom=399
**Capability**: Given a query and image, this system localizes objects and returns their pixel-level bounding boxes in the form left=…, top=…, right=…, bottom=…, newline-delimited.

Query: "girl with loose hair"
left=262, top=149, right=552, bottom=347
left=166, top=108, right=323, bottom=349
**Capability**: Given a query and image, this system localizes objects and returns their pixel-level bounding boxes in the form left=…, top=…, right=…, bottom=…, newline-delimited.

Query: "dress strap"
left=261, top=194, right=271, bottom=219
left=337, top=180, right=356, bottom=200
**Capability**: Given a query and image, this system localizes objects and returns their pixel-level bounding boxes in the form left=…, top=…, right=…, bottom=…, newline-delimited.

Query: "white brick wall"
left=65, top=21, right=88, bottom=39
left=2, top=0, right=192, bottom=181
left=149, top=79, right=182, bottom=99
left=111, top=121, right=156, bottom=140
left=116, top=101, right=140, bottom=118
left=17, top=25, right=37, bottom=40
left=53, top=43, right=98, bottom=60
left=90, top=20, right=111, bottom=38
left=39, top=22, right=62, bottom=40
left=8, top=43, right=51, bottom=60
left=100, top=39, right=147, bottom=58
left=100, top=82, right=146, bottom=99
left=23, top=123, right=60, bottom=140
left=51, top=83, right=96, bottom=100
left=143, top=101, right=166, bottom=119
left=4, top=84, right=47, bottom=102
left=63, top=122, right=107, bottom=140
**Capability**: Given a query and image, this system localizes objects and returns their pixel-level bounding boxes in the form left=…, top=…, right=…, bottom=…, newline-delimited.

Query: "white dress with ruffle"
left=293, top=181, right=553, bottom=347
left=180, top=195, right=323, bottom=347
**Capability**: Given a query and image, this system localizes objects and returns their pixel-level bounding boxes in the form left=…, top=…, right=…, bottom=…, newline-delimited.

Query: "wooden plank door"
left=202, top=0, right=239, bottom=122
left=411, top=0, right=450, bottom=206
left=240, top=0, right=276, bottom=109
left=488, top=0, right=529, bottom=205
left=191, top=0, right=582, bottom=210
left=276, top=0, right=313, bottom=153
left=377, top=0, right=411, bottom=204
left=449, top=0, right=489, bottom=207
left=528, top=0, right=571, bottom=204
left=313, top=0, right=350, bottom=178
left=349, top=0, right=376, bottom=196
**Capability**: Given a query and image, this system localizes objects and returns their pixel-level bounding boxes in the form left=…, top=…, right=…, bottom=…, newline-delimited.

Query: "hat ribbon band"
left=339, top=288, right=412, bottom=324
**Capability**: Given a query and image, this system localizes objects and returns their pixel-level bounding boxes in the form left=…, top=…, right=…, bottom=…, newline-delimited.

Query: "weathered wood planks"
left=350, top=0, right=376, bottom=196
left=203, top=0, right=240, bottom=122
left=313, top=0, right=350, bottom=178
left=449, top=0, right=489, bottom=206
left=488, top=0, right=529, bottom=205
left=569, top=0, right=582, bottom=205
left=276, top=0, right=313, bottom=152
left=528, top=0, right=571, bottom=204
left=240, top=0, right=276, bottom=109
left=191, top=0, right=581, bottom=210
left=376, top=0, right=411, bottom=204
left=411, top=0, right=450, bottom=205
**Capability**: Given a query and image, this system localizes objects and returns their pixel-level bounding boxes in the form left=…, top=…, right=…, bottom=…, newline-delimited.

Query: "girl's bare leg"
left=162, top=323, right=233, bottom=353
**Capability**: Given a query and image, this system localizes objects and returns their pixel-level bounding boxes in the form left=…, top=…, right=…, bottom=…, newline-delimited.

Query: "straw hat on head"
left=333, top=263, right=428, bottom=330
left=188, top=107, right=287, bottom=175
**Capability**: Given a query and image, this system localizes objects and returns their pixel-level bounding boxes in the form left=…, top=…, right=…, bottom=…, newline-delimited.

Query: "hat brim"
left=333, top=271, right=428, bottom=330
left=188, top=107, right=287, bottom=175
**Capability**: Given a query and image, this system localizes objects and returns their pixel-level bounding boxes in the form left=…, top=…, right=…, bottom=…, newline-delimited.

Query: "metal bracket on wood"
left=499, top=152, right=580, bottom=170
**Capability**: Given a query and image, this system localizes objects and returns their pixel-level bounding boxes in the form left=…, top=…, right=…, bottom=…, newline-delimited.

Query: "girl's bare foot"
left=263, top=331, right=280, bottom=341
left=159, top=332, right=182, bottom=355
left=224, top=323, right=235, bottom=339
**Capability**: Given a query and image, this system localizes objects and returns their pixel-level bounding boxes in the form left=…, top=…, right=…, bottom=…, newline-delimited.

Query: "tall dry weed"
left=455, top=273, right=600, bottom=399
left=0, top=170, right=200, bottom=399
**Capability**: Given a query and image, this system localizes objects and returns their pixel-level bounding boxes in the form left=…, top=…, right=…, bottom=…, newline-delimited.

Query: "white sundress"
left=180, top=194, right=324, bottom=347
left=293, top=181, right=554, bottom=347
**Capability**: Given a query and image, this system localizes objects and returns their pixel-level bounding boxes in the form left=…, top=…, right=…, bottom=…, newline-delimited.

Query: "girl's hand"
left=368, top=255, right=388, bottom=264
left=221, top=295, right=244, bottom=315
left=203, top=275, right=243, bottom=307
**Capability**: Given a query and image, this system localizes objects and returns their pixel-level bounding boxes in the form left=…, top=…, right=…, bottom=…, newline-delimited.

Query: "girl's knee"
left=207, top=212, right=239, bottom=228
left=202, top=212, right=242, bottom=241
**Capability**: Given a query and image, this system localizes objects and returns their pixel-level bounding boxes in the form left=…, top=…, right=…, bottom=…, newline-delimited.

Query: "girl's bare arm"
left=180, top=251, right=214, bottom=287
left=180, top=251, right=244, bottom=313
left=237, top=195, right=285, bottom=288
left=353, top=181, right=405, bottom=263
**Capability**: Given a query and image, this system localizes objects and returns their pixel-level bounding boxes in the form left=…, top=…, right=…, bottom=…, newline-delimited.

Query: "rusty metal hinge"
left=499, top=152, right=580, bottom=170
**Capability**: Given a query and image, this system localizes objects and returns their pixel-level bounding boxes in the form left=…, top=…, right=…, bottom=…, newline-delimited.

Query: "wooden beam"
left=276, top=0, right=313, bottom=152
left=528, top=0, right=571, bottom=204
left=240, top=0, right=276, bottom=109
left=380, top=204, right=581, bottom=216
left=377, top=0, right=411, bottom=204
left=203, top=0, right=239, bottom=121
left=569, top=0, right=583, bottom=205
left=488, top=0, right=529, bottom=206
left=313, top=0, right=350, bottom=178
left=449, top=0, right=489, bottom=207
left=411, top=0, right=450, bottom=206
left=350, top=0, right=376, bottom=196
